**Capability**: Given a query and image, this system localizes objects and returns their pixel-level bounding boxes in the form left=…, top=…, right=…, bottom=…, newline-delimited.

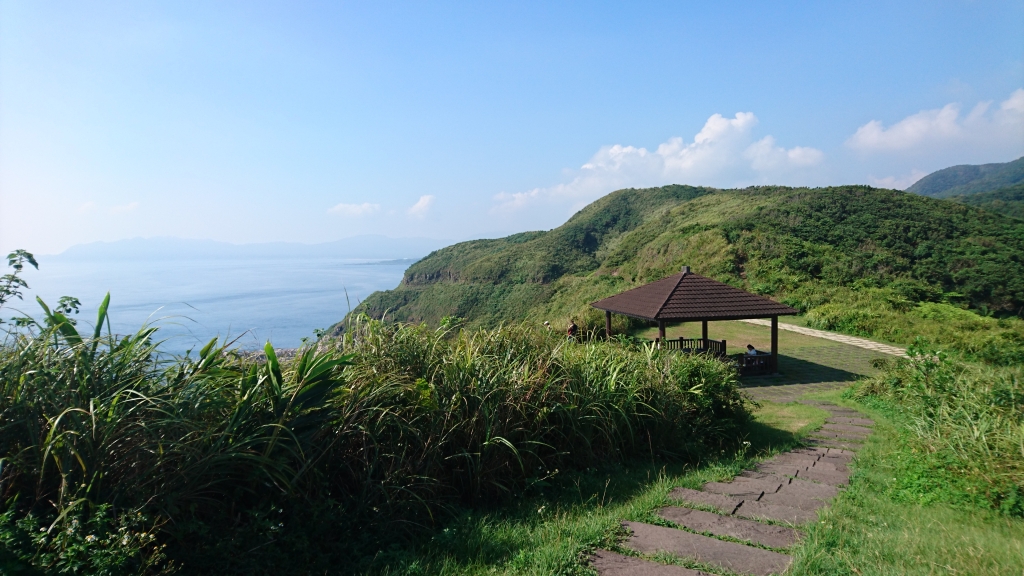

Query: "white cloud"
left=407, top=195, right=435, bottom=218
left=492, top=112, right=823, bottom=213
left=328, top=202, right=380, bottom=217
left=868, top=169, right=927, bottom=190
left=744, top=136, right=825, bottom=171
left=111, top=201, right=139, bottom=214
left=846, top=88, right=1024, bottom=153
left=78, top=201, right=95, bottom=212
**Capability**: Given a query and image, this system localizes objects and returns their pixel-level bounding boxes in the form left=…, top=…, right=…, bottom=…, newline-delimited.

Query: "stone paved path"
left=738, top=319, right=907, bottom=357
left=590, top=403, right=873, bottom=576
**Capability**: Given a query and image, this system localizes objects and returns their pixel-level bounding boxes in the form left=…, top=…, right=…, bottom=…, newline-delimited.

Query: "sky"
left=2, top=1, right=1023, bottom=255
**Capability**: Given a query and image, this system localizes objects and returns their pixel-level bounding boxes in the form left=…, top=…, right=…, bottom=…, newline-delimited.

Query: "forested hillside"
left=907, top=156, right=1024, bottom=198
left=949, top=181, right=1024, bottom=220
left=352, top=185, right=1024, bottom=343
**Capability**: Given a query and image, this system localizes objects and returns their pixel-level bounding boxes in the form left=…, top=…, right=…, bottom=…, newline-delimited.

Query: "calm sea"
left=14, top=256, right=411, bottom=353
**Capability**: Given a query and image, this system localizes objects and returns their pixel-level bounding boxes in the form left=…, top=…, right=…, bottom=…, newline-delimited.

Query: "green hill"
left=949, top=181, right=1024, bottom=220
left=907, top=156, right=1024, bottom=198
left=352, top=185, right=1024, bottom=334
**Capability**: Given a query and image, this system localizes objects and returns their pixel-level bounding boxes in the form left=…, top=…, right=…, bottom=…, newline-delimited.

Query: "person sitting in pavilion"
left=746, top=344, right=760, bottom=355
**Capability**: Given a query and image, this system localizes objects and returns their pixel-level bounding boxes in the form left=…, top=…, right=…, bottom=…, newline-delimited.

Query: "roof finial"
left=681, top=265, right=690, bottom=275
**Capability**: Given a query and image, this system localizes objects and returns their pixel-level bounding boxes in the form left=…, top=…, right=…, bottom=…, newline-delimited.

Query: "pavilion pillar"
left=702, top=320, right=708, bottom=344
left=657, top=320, right=666, bottom=347
left=605, top=310, right=612, bottom=340
left=771, top=315, right=779, bottom=374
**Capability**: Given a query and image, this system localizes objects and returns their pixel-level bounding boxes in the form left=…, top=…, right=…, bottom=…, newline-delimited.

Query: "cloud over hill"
left=492, top=112, right=824, bottom=214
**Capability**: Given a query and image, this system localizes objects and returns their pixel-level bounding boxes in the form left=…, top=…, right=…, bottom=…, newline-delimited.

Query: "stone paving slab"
left=590, top=550, right=712, bottom=576
left=805, top=438, right=864, bottom=451
left=827, top=409, right=865, bottom=415
left=782, top=477, right=840, bottom=500
left=800, top=403, right=850, bottom=412
left=807, top=436, right=863, bottom=447
left=658, top=507, right=802, bottom=549
left=799, top=448, right=854, bottom=461
left=733, top=473, right=793, bottom=488
left=758, top=488, right=830, bottom=512
left=701, top=482, right=766, bottom=499
left=668, top=487, right=741, bottom=514
left=808, top=460, right=845, bottom=472
left=704, top=477, right=783, bottom=496
left=755, top=463, right=806, bottom=477
left=771, top=449, right=822, bottom=460
left=790, top=446, right=830, bottom=457
left=797, top=467, right=851, bottom=485
left=820, top=423, right=873, bottom=435
left=734, top=499, right=819, bottom=524
left=763, top=455, right=819, bottom=468
left=623, top=521, right=793, bottom=576
left=810, top=430, right=870, bottom=441
left=826, top=417, right=874, bottom=426
left=738, top=471, right=795, bottom=485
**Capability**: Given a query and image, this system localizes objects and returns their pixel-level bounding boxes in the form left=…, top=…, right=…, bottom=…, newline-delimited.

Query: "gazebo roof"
left=590, top=267, right=798, bottom=321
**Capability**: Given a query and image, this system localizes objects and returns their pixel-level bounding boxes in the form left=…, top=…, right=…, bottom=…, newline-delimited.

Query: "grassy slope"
left=906, top=156, right=1024, bottom=198
left=352, top=185, right=1024, bottom=335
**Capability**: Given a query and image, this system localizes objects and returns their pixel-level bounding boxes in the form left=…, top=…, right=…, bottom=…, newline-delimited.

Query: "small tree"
left=0, top=250, right=38, bottom=323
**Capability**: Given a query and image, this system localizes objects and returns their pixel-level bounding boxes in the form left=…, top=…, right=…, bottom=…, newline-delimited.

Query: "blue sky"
left=2, top=1, right=1023, bottom=255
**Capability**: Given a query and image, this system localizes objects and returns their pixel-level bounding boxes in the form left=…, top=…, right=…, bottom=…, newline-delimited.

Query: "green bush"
left=0, top=504, right=170, bottom=576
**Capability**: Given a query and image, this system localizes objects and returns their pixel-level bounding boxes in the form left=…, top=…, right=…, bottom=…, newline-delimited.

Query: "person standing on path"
left=567, top=319, right=579, bottom=341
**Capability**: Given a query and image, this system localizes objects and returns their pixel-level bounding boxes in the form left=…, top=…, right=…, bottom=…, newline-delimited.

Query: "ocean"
left=13, top=256, right=411, bottom=353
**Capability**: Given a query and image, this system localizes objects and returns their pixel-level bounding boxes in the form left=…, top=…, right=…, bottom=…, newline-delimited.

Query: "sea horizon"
left=13, top=253, right=416, bottom=353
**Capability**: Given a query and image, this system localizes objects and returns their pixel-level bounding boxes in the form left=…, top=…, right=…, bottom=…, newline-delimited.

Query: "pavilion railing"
left=654, top=337, right=727, bottom=357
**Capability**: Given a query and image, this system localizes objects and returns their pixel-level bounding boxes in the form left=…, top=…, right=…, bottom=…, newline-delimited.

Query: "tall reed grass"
left=0, top=307, right=748, bottom=573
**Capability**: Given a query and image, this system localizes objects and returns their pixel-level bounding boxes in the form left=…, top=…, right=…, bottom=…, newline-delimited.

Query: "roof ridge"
left=654, top=270, right=688, bottom=318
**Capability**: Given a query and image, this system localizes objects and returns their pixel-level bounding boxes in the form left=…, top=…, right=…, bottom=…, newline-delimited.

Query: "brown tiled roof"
left=591, top=268, right=797, bottom=321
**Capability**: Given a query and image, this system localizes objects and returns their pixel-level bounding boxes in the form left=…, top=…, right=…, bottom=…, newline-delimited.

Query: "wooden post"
left=702, top=320, right=708, bottom=345
left=771, top=315, right=779, bottom=374
left=658, top=320, right=666, bottom=347
left=605, top=310, right=612, bottom=340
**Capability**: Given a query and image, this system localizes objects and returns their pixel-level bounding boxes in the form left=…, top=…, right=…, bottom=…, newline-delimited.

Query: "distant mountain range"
left=907, top=156, right=1024, bottom=198
left=52, top=235, right=455, bottom=261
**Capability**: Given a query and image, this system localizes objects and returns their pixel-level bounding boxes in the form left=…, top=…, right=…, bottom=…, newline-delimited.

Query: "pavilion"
left=590, top=266, right=798, bottom=373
